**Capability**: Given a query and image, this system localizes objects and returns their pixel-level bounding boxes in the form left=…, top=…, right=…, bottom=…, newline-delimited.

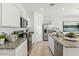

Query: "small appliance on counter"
left=16, top=30, right=24, bottom=38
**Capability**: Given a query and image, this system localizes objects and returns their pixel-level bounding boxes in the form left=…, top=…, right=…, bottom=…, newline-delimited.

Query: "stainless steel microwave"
left=20, top=17, right=28, bottom=28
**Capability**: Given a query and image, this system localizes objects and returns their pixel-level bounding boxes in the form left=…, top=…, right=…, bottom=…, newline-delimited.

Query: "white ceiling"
left=21, top=3, right=79, bottom=17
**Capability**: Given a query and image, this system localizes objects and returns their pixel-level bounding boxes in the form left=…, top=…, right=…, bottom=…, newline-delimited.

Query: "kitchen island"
left=0, top=38, right=27, bottom=56
left=48, top=33, right=79, bottom=56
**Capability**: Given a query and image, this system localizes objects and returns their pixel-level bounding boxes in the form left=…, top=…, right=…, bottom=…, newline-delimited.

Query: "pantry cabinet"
left=2, top=3, right=20, bottom=27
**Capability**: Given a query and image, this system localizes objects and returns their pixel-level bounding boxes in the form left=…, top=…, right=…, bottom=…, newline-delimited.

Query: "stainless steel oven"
left=25, top=29, right=32, bottom=56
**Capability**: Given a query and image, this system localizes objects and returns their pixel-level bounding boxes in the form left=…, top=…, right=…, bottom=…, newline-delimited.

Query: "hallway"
left=30, top=41, right=53, bottom=56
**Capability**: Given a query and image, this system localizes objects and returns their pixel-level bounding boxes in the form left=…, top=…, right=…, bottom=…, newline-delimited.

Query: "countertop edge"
left=0, top=38, right=27, bottom=49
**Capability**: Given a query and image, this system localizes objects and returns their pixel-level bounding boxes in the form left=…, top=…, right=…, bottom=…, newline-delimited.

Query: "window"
left=63, top=21, right=79, bottom=32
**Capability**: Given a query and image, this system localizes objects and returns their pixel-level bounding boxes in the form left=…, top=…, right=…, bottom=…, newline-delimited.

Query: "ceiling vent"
left=49, top=3, right=55, bottom=6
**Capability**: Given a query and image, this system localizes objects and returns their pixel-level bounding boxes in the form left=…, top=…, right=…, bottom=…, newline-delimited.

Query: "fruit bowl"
left=64, top=36, right=78, bottom=41
left=64, top=32, right=78, bottom=41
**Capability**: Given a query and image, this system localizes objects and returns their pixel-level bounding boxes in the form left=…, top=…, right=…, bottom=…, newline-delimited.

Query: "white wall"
left=51, top=16, right=79, bottom=32
left=43, top=16, right=52, bottom=24
left=34, top=12, right=43, bottom=42
left=0, top=27, right=26, bottom=34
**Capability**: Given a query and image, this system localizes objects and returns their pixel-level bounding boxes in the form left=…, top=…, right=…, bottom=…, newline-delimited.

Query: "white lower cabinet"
left=48, top=35, right=63, bottom=56
left=48, top=35, right=54, bottom=54
left=0, top=40, right=27, bottom=56
left=15, top=39, right=27, bottom=56
left=48, top=36, right=51, bottom=48
left=63, top=47, right=79, bottom=56
left=0, top=49, right=15, bottom=56
left=51, top=37, right=54, bottom=54
left=54, top=40, right=63, bottom=56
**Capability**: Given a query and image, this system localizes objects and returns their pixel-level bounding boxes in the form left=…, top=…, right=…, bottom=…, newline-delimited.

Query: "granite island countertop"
left=0, top=38, right=27, bottom=49
left=48, top=33, right=79, bottom=48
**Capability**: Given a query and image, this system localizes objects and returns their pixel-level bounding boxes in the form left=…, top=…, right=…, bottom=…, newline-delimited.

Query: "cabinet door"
left=15, top=40, right=27, bottom=56
left=48, top=36, right=52, bottom=49
left=0, top=3, right=1, bottom=25
left=0, top=49, right=15, bottom=56
left=51, top=37, right=54, bottom=54
left=48, top=35, right=54, bottom=54
left=54, top=40, right=63, bottom=56
left=2, top=3, right=20, bottom=27
left=63, top=47, right=79, bottom=56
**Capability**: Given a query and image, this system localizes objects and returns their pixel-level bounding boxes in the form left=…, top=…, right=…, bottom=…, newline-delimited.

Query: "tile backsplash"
left=0, top=27, right=27, bottom=34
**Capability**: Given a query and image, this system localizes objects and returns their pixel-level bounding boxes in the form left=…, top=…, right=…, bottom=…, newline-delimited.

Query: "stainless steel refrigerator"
left=43, top=24, right=48, bottom=41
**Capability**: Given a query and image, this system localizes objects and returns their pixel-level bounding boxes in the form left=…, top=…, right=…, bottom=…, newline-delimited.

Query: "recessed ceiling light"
left=61, top=8, right=65, bottom=11
left=40, top=8, right=43, bottom=11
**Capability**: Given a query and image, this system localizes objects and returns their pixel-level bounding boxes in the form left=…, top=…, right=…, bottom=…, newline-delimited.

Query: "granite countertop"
left=0, top=38, right=27, bottom=49
left=49, top=33, right=79, bottom=48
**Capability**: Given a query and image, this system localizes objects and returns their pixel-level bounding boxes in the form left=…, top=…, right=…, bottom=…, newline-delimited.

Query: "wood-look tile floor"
left=30, top=41, right=53, bottom=56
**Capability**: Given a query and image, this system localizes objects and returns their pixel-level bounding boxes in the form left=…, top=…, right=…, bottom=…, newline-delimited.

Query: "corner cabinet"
left=2, top=3, right=20, bottom=27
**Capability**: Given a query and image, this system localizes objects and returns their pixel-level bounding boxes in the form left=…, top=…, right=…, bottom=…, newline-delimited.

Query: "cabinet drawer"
left=0, top=49, right=15, bottom=56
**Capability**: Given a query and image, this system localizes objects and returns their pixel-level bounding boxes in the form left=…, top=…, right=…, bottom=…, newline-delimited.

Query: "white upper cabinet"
left=2, top=3, right=20, bottom=27
left=0, top=4, right=1, bottom=25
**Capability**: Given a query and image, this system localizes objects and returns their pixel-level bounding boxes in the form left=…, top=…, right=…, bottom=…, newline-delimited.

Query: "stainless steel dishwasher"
left=27, top=35, right=32, bottom=56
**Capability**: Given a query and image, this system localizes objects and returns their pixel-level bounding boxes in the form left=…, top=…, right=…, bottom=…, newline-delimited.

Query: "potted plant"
left=0, top=34, right=5, bottom=44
